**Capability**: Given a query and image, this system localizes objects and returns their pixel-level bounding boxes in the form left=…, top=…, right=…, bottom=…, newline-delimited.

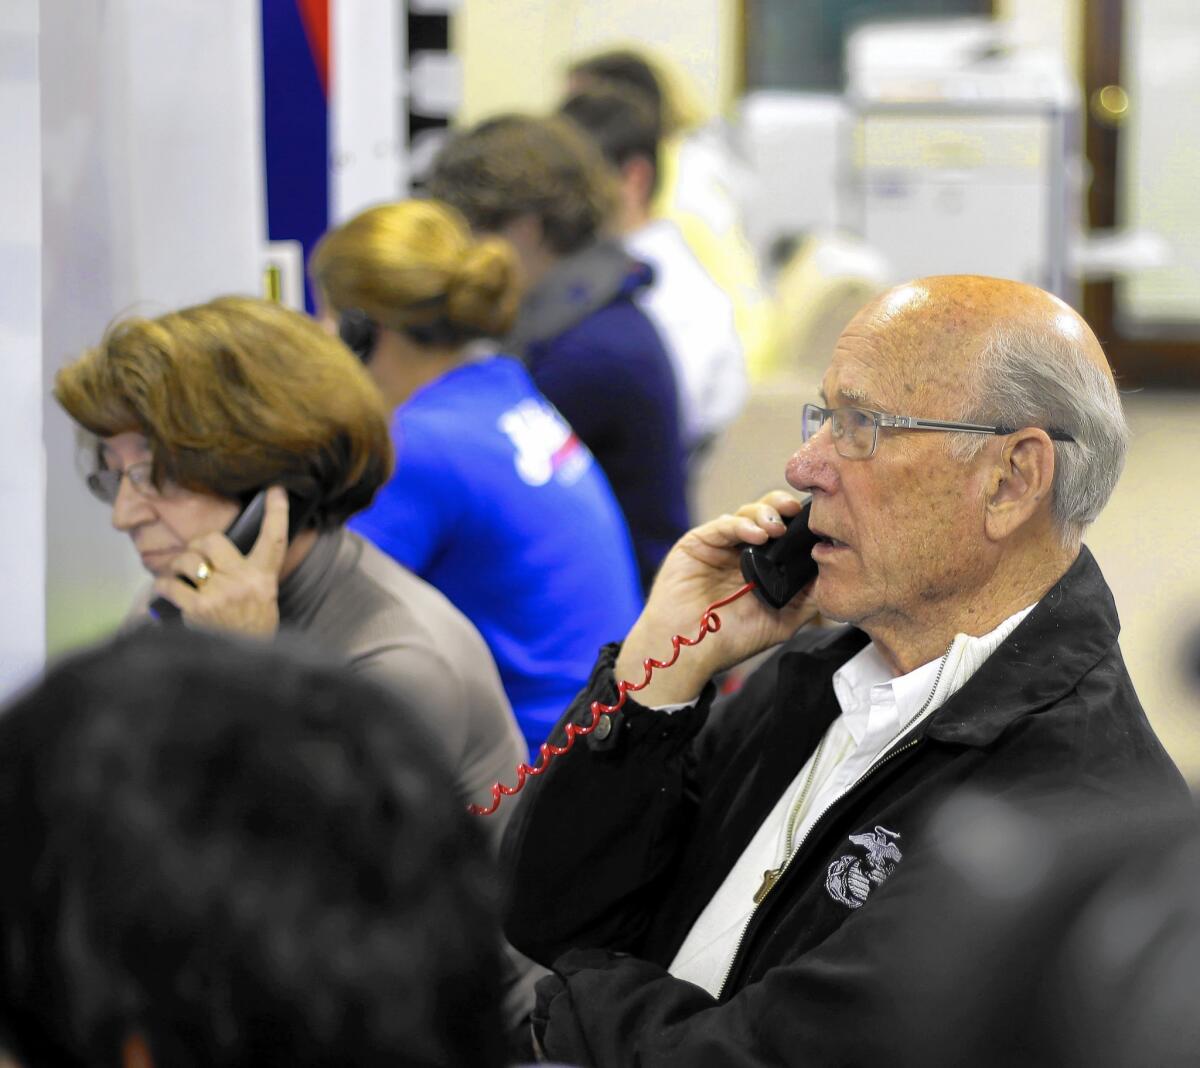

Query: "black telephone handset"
left=469, top=499, right=821, bottom=816
left=739, top=500, right=820, bottom=609
left=148, top=490, right=278, bottom=623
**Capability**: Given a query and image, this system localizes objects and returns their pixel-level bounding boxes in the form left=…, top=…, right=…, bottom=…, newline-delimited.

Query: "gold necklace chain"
left=750, top=640, right=954, bottom=906
left=753, top=734, right=828, bottom=904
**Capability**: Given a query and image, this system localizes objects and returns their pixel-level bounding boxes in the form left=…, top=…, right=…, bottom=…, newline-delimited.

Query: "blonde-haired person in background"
left=311, top=199, right=643, bottom=759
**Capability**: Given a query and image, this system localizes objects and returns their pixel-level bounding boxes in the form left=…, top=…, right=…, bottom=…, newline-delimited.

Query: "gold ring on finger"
left=195, top=560, right=212, bottom=588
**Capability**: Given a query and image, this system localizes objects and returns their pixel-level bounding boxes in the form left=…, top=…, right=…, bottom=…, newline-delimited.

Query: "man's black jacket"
left=501, top=548, right=1190, bottom=1066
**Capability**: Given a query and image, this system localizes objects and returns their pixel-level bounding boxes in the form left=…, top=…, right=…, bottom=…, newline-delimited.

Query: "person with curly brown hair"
left=428, top=115, right=689, bottom=593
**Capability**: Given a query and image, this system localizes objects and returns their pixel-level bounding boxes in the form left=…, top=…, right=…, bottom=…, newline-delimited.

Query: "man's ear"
left=983, top=429, right=1057, bottom=541
left=122, top=1033, right=154, bottom=1068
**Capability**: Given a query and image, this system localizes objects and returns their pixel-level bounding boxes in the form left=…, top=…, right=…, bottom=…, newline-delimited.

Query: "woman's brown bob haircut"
left=54, top=296, right=393, bottom=529
left=427, top=114, right=617, bottom=256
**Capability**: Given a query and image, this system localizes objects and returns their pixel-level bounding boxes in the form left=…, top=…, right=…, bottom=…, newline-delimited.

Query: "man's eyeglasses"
left=86, top=461, right=160, bottom=504
left=802, top=403, right=1077, bottom=461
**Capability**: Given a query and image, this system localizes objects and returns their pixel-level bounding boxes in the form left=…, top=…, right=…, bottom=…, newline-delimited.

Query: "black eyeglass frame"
left=802, top=402, right=1077, bottom=460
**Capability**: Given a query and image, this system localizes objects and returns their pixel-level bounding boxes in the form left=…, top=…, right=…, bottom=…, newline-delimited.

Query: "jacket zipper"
left=713, top=642, right=953, bottom=1000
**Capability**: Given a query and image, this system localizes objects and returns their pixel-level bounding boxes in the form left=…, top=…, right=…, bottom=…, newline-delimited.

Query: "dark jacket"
left=507, top=240, right=689, bottom=592
left=502, top=547, right=1189, bottom=1067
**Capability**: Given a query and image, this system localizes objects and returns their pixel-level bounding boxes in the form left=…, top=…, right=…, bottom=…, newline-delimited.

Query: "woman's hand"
left=154, top=488, right=291, bottom=636
left=613, top=491, right=820, bottom=706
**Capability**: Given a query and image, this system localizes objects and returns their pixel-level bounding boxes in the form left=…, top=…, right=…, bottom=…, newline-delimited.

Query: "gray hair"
left=946, top=326, right=1130, bottom=546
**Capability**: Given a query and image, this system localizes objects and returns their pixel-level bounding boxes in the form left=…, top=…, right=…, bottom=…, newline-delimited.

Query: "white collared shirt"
left=666, top=605, right=1035, bottom=997
left=625, top=219, right=747, bottom=449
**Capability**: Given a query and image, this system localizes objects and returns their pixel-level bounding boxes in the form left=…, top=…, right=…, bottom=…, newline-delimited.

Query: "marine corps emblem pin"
left=826, top=825, right=903, bottom=910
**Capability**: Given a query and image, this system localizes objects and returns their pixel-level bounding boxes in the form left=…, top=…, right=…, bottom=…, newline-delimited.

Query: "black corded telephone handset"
left=149, top=490, right=313, bottom=623
left=739, top=500, right=820, bottom=609
left=471, top=500, right=823, bottom=816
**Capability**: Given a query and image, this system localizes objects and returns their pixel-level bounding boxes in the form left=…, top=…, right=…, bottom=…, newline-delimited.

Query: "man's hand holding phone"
left=613, top=491, right=820, bottom=707
left=153, top=486, right=291, bottom=636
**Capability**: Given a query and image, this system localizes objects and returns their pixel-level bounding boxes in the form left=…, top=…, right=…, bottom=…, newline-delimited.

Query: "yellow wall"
left=454, top=0, right=1080, bottom=127
left=452, top=0, right=740, bottom=125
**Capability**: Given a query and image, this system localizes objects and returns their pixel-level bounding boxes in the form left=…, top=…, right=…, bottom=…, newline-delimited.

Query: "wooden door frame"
left=1083, top=0, right=1200, bottom=388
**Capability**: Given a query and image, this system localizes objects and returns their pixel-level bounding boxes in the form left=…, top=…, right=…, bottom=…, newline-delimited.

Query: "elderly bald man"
left=500, top=276, right=1189, bottom=1066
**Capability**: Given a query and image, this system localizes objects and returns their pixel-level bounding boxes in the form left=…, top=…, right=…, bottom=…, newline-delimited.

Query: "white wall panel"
left=41, top=0, right=266, bottom=654
left=0, top=0, right=46, bottom=697
left=331, top=0, right=405, bottom=219
left=1121, top=0, right=1200, bottom=324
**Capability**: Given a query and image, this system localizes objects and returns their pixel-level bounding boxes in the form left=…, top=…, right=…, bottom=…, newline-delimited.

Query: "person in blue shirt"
left=427, top=114, right=691, bottom=591
left=311, top=199, right=643, bottom=756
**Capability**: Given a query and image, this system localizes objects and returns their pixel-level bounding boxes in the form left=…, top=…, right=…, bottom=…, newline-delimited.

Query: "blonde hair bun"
left=311, top=199, right=525, bottom=345
left=446, top=237, right=522, bottom=340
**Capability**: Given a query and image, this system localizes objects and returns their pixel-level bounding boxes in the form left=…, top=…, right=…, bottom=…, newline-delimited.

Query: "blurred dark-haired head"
left=560, top=84, right=662, bottom=205
left=0, top=627, right=505, bottom=1068
left=566, top=49, right=663, bottom=124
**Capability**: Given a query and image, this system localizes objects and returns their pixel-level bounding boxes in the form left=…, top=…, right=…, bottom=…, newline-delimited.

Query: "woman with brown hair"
left=53, top=295, right=528, bottom=826
left=55, top=295, right=548, bottom=1034
left=311, top=199, right=643, bottom=757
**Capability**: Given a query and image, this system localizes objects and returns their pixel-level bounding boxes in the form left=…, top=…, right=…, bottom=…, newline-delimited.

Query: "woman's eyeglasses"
left=86, top=461, right=160, bottom=504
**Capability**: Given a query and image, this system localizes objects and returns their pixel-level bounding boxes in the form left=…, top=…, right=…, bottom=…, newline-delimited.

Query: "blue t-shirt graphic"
left=351, top=355, right=643, bottom=756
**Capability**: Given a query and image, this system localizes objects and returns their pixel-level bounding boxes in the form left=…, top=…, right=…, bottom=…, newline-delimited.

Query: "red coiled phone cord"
left=468, top=581, right=757, bottom=816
